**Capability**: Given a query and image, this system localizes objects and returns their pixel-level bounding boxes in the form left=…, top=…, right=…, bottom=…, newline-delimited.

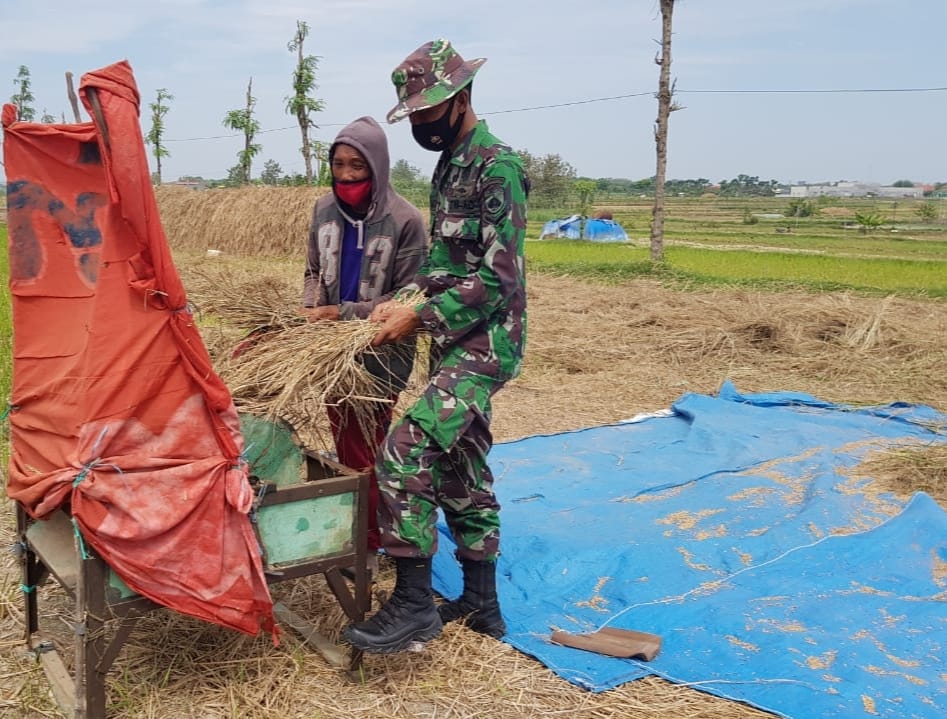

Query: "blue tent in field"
left=583, top=217, right=628, bottom=242
left=540, top=214, right=583, bottom=239
left=539, top=214, right=629, bottom=242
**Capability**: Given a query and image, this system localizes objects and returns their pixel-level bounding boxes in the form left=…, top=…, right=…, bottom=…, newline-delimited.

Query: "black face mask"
left=412, top=95, right=465, bottom=152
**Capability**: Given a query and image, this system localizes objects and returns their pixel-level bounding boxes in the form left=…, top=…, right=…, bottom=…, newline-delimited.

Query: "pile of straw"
left=495, top=274, right=947, bottom=440
left=860, top=443, right=947, bottom=505
left=180, top=264, right=302, bottom=363
left=156, top=185, right=328, bottom=256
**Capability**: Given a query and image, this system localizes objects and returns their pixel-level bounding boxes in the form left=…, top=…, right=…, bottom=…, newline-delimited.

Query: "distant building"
left=789, top=182, right=923, bottom=199
left=166, top=179, right=209, bottom=191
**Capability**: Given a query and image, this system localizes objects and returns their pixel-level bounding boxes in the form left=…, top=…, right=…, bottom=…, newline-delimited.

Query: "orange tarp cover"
left=2, top=61, right=274, bottom=637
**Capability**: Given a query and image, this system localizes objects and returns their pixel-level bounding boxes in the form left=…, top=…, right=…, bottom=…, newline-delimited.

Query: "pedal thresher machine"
left=5, top=65, right=372, bottom=718
left=15, top=416, right=372, bottom=718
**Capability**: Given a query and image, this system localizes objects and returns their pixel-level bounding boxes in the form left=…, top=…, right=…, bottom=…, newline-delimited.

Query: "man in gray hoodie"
left=301, top=116, right=427, bottom=567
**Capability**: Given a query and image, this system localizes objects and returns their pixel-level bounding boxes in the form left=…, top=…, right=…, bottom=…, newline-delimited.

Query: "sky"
left=1, top=0, right=945, bottom=186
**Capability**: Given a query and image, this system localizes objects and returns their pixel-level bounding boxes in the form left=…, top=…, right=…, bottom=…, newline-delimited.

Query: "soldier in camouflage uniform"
left=342, top=39, right=528, bottom=654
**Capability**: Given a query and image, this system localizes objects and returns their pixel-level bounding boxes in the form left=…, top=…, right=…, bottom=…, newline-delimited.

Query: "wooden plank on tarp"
left=550, top=627, right=662, bottom=661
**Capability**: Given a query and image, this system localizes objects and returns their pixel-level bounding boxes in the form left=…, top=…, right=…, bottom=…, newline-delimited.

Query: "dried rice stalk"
left=860, top=443, right=947, bottom=505
left=185, top=267, right=301, bottom=331
left=218, top=289, right=427, bottom=439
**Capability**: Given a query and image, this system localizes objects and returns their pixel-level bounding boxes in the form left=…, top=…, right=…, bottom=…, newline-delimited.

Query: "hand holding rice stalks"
left=217, top=286, right=427, bottom=434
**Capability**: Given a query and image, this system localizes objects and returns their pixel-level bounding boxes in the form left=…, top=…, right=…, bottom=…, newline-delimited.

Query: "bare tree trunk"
left=65, top=72, right=81, bottom=122
left=296, top=41, right=314, bottom=184
left=244, top=77, right=254, bottom=184
left=299, top=118, right=312, bottom=184
left=650, top=0, right=676, bottom=262
left=313, top=142, right=324, bottom=185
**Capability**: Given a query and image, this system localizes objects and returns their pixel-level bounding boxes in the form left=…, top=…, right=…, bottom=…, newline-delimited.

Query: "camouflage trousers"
left=376, top=369, right=503, bottom=561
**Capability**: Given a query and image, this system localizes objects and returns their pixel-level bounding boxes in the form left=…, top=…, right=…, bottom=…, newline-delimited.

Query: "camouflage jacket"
left=405, top=120, right=528, bottom=382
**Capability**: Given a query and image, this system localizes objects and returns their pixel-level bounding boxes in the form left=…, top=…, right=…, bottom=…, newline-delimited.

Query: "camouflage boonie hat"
left=386, top=39, right=486, bottom=124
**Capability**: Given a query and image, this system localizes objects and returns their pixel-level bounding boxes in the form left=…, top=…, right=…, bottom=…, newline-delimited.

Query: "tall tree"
left=518, top=149, right=576, bottom=207
left=260, top=159, right=284, bottom=185
left=574, top=179, right=597, bottom=216
left=313, top=140, right=333, bottom=185
left=391, top=158, right=422, bottom=186
left=10, top=65, right=36, bottom=121
left=649, top=0, right=682, bottom=262
left=286, top=20, right=326, bottom=184
left=223, top=77, right=262, bottom=185
left=146, top=88, right=174, bottom=185
left=390, top=158, right=430, bottom=205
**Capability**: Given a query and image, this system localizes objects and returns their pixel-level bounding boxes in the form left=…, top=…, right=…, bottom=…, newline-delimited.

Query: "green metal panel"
left=239, top=413, right=304, bottom=487
left=256, top=492, right=356, bottom=566
left=107, top=570, right=138, bottom=600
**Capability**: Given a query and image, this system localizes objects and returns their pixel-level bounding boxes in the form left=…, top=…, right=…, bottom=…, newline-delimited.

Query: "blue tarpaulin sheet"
left=539, top=214, right=582, bottom=239
left=432, top=381, right=947, bottom=718
left=583, top=218, right=628, bottom=242
left=538, top=215, right=629, bottom=241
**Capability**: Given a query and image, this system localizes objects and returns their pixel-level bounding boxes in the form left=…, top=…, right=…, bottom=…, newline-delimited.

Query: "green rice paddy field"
left=527, top=197, right=947, bottom=297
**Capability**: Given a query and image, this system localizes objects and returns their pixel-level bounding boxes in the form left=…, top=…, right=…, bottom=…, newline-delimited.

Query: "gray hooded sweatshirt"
left=302, top=116, right=428, bottom=393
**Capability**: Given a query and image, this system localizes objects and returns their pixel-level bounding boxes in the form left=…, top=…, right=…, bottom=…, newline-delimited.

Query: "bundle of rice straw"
left=215, top=283, right=427, bottom=441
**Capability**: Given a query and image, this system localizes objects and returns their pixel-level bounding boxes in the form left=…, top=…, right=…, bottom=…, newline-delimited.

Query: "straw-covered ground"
left=2, top=246, right=946, bottom=717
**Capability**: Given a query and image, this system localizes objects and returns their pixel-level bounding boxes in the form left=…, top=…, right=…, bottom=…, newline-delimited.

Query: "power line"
left=165, top=92, right=658, bottom=142
left=165, top=122, right=348, bottom=143
left=679, top=86, right=947, bottom=94
left=163, top=85, right=947, bottom=143
left=480, top=91, right=655, bottom=115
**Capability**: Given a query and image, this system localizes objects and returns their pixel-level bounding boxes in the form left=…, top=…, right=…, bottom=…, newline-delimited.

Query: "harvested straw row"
left=156, top=185, right=328, bottom=256
left=487, top=273, right=947, bottom=442
left=526, top=279, right=939, bottom=376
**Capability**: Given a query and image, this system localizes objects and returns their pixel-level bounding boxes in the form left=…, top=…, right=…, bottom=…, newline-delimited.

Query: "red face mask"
left=334, top=178, right=372, bottom=208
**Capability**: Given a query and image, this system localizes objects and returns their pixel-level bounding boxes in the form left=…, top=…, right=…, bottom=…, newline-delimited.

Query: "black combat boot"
left=342, top=557, right=442, bottom=653
left=438, top=558, right=506, bottom=638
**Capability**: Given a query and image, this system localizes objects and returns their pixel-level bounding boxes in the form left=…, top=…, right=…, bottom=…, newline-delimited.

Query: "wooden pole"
left=649, top=0, right=676, bottom=263
left=65, top=72, right=81, bottom=123
left=85, top=88, right=110, bottom=151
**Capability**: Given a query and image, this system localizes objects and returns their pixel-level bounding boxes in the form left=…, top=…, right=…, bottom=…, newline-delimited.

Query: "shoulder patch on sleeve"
left=481, top=175, right=510, bottom=225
